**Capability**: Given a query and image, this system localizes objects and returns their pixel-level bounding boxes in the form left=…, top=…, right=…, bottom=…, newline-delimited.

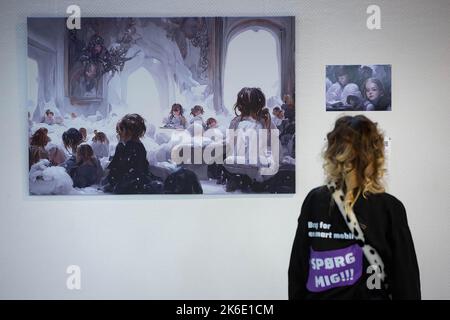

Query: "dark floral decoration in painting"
left=69, top=20, right=141, bottom=91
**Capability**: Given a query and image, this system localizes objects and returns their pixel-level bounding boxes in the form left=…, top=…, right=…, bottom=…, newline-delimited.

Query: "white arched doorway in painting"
left=223, top=28, right=281, bottom=114
left=126, top=67, right=162, bottom=127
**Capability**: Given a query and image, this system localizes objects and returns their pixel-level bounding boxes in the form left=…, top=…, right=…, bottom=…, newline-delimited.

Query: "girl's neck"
left=242, top=112, right=258, bottom=120
left=125, top=137, right=140, bottom=143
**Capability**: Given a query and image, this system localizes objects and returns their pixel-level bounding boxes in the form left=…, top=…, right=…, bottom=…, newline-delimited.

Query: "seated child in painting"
left=42, top=109, right=56, bottom=125
left=91, top=130, right=110, bottom=159
left=42, top=109, right=64, bottom=125
left=79, top=127, right=88, bottom=142
left=69, top=144, right=104, bottom=188
left=362, top=77, right=391, bottom=111
left=29, top=128, right=50, bottom=170
left=262, top=107, right=276, bottom=128
left=204, top=117, right=227, bottom=183
left=225, top=87, right=278, bottom=192
left=162, top=103, right=187, bottom=129
left=48, top=145, right=67, bottom=166
left=189, top=105, right=206, bottom=128
left=60, top=128, right=84, bottom=173
left=206, top=117, right=218, bottom=130
left=326, top=66, right=362, bottom=110
left=271, top=106, right=285, bottom=128
left=346, top=94, right=364, bottom=111
left=102, top=113, right=163, bottom=194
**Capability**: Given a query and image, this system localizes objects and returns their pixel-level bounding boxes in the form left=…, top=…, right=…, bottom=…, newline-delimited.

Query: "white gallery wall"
left=0, top=0, right=449, bottom=299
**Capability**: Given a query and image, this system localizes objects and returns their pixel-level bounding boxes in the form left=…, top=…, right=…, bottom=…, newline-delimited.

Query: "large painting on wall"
left=27, top=16, right=296, bottom=195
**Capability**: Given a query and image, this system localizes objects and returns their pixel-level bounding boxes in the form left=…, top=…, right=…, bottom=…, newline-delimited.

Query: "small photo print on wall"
left=27, top=17, right=296, bottom=196
left=325, top=65, right=391, bottom=112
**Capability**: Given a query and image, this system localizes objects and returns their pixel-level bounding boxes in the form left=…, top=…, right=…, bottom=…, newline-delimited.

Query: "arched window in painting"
left=223, top=29, right=281, bottom=114
left=126, top=67, right=162, bottom=126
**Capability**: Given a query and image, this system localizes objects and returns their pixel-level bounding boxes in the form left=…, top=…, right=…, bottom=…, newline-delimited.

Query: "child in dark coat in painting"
left=102, top=113, right=163, bottom=194
left=70, top=144, right=104, bottom=188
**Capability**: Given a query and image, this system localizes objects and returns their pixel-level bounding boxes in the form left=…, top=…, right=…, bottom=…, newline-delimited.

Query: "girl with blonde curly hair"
left=289, top=115, right=420, bottom=300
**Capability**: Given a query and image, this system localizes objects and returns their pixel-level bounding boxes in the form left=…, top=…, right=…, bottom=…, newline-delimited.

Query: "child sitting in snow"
left=91, top=130, right=110, bottom=159
left=60, top=128, right=84, bottom=173
left=42, top=109, right=56, bottom=125
left=29, top=128, right=50, bottom=170
left=69, top=144, right=104, bottom=188
left=162, top=103, right=187, bottom=129
left=42, top=109, right=64, bottom=125
left=102, top=113, right=163, bottom=194
left=271, top=106, right=285, bottom=128
left=206, top=117, right=218, bottom=130
left=362, top=77, right=391, bottom=111
left=48, top=145, right=67, bottom=166
left=79, top=127, right=88, bottom=142
left=224, top=87, right=278, bottom=192
left=189, top=105, right=206, bottom=128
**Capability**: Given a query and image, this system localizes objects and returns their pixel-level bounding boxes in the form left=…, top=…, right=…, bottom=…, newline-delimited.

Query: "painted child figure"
left=189, top=105, right=206, bottom=129
left=79, top=127, right=88, bottom=142
left=206, top=117, right=218, bottom=130
left=162, top=103, right=187, bottom=129
left=70, top=144, right=104, bottom=188
left=363, top=77, right=391, bottom=111
left=272, top=106, right=285, bottom=128
left=60, top=128, right=84, bottom=173
left=29, top=128, right=50, bottom=170
left=103, top=113, right=163, bottom=194
left=225, top=87, right=278, bottom=192
left=91, top=130, right=110, bottom=159
left=42, top=109, right=56, bottom=125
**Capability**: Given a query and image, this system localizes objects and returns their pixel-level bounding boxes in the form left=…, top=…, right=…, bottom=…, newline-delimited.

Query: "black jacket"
left=288, top=186, right=421, bottom=300
left=103, top=140, right=162, bottom=194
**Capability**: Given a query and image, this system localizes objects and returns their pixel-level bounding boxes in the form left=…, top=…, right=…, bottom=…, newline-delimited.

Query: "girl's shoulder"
left=229, top=116, right=241, bottom=129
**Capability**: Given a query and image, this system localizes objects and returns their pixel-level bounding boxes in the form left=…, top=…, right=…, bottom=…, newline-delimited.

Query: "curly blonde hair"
left=323, top=115, right=386, bottom=209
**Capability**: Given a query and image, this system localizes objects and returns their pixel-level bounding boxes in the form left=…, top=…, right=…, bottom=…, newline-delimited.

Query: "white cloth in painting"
left=29, top=159, right=73, bottom=195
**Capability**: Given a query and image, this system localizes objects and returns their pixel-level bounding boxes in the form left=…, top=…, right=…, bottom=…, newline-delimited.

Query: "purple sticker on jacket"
left=306, top=244, right=363, bottom=292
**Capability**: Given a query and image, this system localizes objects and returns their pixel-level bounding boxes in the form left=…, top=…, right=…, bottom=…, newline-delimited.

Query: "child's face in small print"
left=365, top=81, right=382, bottom=101
left=173, top=108, right=181, bottom=116
left=209, top=120, right=217, bottom=128
left=338, top=74, right=350, bottom=87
